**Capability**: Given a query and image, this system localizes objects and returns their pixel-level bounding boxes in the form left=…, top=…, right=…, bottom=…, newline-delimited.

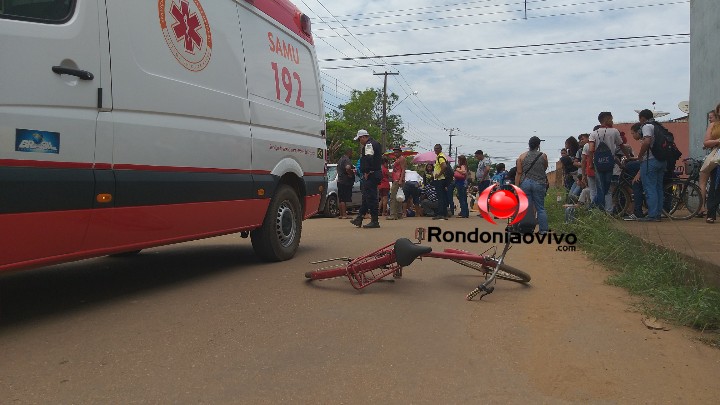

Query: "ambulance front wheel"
left=251, top=184, right=302, bottom=262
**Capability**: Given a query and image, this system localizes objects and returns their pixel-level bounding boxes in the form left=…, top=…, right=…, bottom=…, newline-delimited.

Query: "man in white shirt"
left=474, top=150, right=492, bottom=191
left=403, top=169, right=423, bottom=216
left=636, top=109, right=666, bottom=221
left=588, top=112, right=627, bottom=212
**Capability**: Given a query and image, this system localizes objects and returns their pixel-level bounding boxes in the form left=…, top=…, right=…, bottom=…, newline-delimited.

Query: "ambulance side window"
left=0, top=0, right=74, bottom=23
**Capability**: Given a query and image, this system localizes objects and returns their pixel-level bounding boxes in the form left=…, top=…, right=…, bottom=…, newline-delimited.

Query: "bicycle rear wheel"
left=664, top=180, right=702, bottom=220
left=451, top=259, right=531, bottom=284
left=612, top=186, right=632, bottom=216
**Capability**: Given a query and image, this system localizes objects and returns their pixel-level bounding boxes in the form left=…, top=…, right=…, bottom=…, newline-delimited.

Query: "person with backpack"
left=588, top=112, right=628, bottom=212
left=515, top=136, right=549, bottom=234
left=635, top=109, right=667, bottom=222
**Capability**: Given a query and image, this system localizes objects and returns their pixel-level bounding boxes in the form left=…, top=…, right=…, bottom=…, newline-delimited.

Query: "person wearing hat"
left=515, top=136, right=549, bottom=234
left=388, top=145, right=407, bottom=220
left=350, top=129, right=383, bottom=228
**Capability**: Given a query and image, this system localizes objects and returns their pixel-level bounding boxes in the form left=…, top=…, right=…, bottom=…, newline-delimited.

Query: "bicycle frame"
left=306, top=225, right=521, bottom=301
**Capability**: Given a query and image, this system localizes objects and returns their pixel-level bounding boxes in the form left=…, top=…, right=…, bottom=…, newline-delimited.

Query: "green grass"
left=545, top=188, right=720, bottom=344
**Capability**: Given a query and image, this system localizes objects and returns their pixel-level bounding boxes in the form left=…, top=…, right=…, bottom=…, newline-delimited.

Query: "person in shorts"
left=403, top=168, right=423, bottom=217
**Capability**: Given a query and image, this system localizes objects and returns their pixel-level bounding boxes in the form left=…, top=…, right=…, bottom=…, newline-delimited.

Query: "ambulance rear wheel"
left=251, top=185, right=302, bottom=262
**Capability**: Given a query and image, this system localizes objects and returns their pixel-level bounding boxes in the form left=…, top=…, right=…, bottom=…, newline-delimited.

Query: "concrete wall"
left=690, top=0, right=720, bottom=157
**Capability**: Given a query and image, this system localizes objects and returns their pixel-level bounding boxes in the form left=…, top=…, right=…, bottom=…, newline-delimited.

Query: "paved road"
left=2, top=217, right=719, bottom=403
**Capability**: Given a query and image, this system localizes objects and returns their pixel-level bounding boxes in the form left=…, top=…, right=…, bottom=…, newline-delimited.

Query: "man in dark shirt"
left=350, top=129, right=382, bottom=228
left=559, top=148, right=575, bottom=190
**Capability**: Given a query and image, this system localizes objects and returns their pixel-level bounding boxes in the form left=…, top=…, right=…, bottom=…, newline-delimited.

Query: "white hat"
left=354, top=129, right=369, bottom=141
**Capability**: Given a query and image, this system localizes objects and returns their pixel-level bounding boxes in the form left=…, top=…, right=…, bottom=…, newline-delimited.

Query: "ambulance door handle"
left=52, top=66, right=94, bottom=81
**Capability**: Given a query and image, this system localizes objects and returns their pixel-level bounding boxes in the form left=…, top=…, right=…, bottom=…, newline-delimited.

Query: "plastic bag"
left=396, top=188, right=405, bottom=202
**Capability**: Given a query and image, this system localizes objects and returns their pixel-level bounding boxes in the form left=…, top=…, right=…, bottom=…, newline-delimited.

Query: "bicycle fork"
left=465, top=241, right=512, bottom=301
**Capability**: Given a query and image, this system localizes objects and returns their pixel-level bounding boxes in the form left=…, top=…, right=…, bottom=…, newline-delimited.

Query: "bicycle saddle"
left=394, top=238, right=432, bottom=267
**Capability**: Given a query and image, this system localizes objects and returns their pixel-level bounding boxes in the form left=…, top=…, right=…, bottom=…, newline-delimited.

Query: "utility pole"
left=374, top=71, right=399, bottom=152
left=444, top=127, right=458, bottom=158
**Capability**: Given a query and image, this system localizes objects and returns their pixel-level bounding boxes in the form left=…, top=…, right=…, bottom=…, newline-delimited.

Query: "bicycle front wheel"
left=452, top=259, right=531, bottom=284
left=664, top=180, right=702, bottom=220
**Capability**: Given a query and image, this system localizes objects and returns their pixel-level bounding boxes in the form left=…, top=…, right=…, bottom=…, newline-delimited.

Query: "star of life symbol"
left=171, top=0, right=202, bottom=54
left=159, top=0, right=212, bottom=72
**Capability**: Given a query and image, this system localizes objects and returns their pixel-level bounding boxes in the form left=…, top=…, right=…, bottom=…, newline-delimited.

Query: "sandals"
left=696, top=211, right=707, bottom=218
left=706, top=218, right=715, bottom=224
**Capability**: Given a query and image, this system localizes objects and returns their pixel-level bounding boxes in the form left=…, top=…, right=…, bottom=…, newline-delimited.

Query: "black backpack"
left=648, top=122, right=682, bottom=163
left=512, top=201, right=537, bottom=234
left=593, top=130, right=615, bottom=173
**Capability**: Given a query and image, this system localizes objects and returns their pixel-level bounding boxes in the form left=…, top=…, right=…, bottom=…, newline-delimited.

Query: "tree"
left=325, top=88, right=412, bottom=162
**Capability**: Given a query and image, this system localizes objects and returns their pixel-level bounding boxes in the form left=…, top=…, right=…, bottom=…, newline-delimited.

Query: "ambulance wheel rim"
left=276, top=201, right=297, bottom=248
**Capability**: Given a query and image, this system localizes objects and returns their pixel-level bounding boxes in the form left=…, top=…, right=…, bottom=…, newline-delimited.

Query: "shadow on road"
left=0, top=244, right=261, bottom=327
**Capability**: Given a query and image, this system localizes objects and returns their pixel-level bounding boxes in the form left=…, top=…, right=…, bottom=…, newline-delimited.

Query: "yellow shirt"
left=434, top=153, right=448, bottom=179
left=711, top=122, right=720, bottom=140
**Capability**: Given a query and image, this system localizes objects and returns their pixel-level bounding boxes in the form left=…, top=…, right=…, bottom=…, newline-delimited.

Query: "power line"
left=316, top=0, right=510, bottom=19
left=321, top=33, right=688, bottom=62
left=316, top=1, right=689, bottom=38
left=321, top=39, right=689, bottom=69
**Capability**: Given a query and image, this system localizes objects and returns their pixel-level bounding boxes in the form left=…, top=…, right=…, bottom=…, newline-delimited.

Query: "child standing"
left=491, top=163, right=508, bottom=185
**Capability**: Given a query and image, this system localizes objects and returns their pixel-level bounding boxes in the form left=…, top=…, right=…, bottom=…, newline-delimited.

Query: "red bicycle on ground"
left=305, top=226, right=530, bottom=301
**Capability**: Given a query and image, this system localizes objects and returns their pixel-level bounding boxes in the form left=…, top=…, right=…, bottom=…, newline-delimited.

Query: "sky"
left=297, top=0, right=691, bottom=168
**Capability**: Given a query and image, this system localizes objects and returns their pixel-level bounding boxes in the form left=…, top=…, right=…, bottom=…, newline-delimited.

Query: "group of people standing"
left=342, top=128, right=548, bottom=230
left=342, top=129, right=484, bottom=228
left=560, top=105, right=720, bottom=223
left=561, top=109, right=669, bottom=221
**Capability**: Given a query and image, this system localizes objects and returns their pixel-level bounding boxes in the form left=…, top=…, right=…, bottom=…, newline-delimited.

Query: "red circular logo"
left=159, top=0, right=212, bottom=72
left=477, top=184, right=529, bottom=225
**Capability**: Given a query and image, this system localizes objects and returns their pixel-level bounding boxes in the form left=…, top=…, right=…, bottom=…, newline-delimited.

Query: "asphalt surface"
left=1, top=216, right=719, bottom=403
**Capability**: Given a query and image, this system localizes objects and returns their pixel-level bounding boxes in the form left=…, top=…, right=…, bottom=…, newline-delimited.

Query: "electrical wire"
left=322, top=39, right=689, bottom=69
left=316, top=1, right=689, bottom=38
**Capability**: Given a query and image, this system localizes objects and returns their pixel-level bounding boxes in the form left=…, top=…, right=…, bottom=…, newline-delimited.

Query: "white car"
left=323, top=164, right=362, bottom=217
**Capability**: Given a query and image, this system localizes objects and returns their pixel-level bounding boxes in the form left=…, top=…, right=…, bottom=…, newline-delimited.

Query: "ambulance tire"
left=251, top=184, right=302, bottom=262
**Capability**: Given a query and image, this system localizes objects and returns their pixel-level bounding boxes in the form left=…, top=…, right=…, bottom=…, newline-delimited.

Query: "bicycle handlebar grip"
left=466, top=285, right=494, bottom=301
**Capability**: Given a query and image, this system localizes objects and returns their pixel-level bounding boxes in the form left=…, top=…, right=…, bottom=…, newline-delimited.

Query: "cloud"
left=304, top=0, right=690, bottom=165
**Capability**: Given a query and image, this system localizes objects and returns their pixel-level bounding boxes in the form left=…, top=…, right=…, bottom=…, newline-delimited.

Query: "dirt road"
left=1, top=217, right=719, bottom=403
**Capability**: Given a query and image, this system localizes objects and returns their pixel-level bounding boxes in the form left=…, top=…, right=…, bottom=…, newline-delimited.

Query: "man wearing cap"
left=388, top=146, right=407, bottom=220
left=350, top=129, right=383, bottom=228
left=515, top=136, right=549, bottom=234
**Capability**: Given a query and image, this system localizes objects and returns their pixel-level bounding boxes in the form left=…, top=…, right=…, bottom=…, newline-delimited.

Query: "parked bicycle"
left=664, top=157, right=702, bottom=220
left=305, top=224, right=530, bottom=301
left=611, top=157, right=702, bottom=220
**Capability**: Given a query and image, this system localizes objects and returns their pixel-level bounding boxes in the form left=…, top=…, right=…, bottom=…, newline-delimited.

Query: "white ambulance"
left=0, top=0, right=326, bottom=272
